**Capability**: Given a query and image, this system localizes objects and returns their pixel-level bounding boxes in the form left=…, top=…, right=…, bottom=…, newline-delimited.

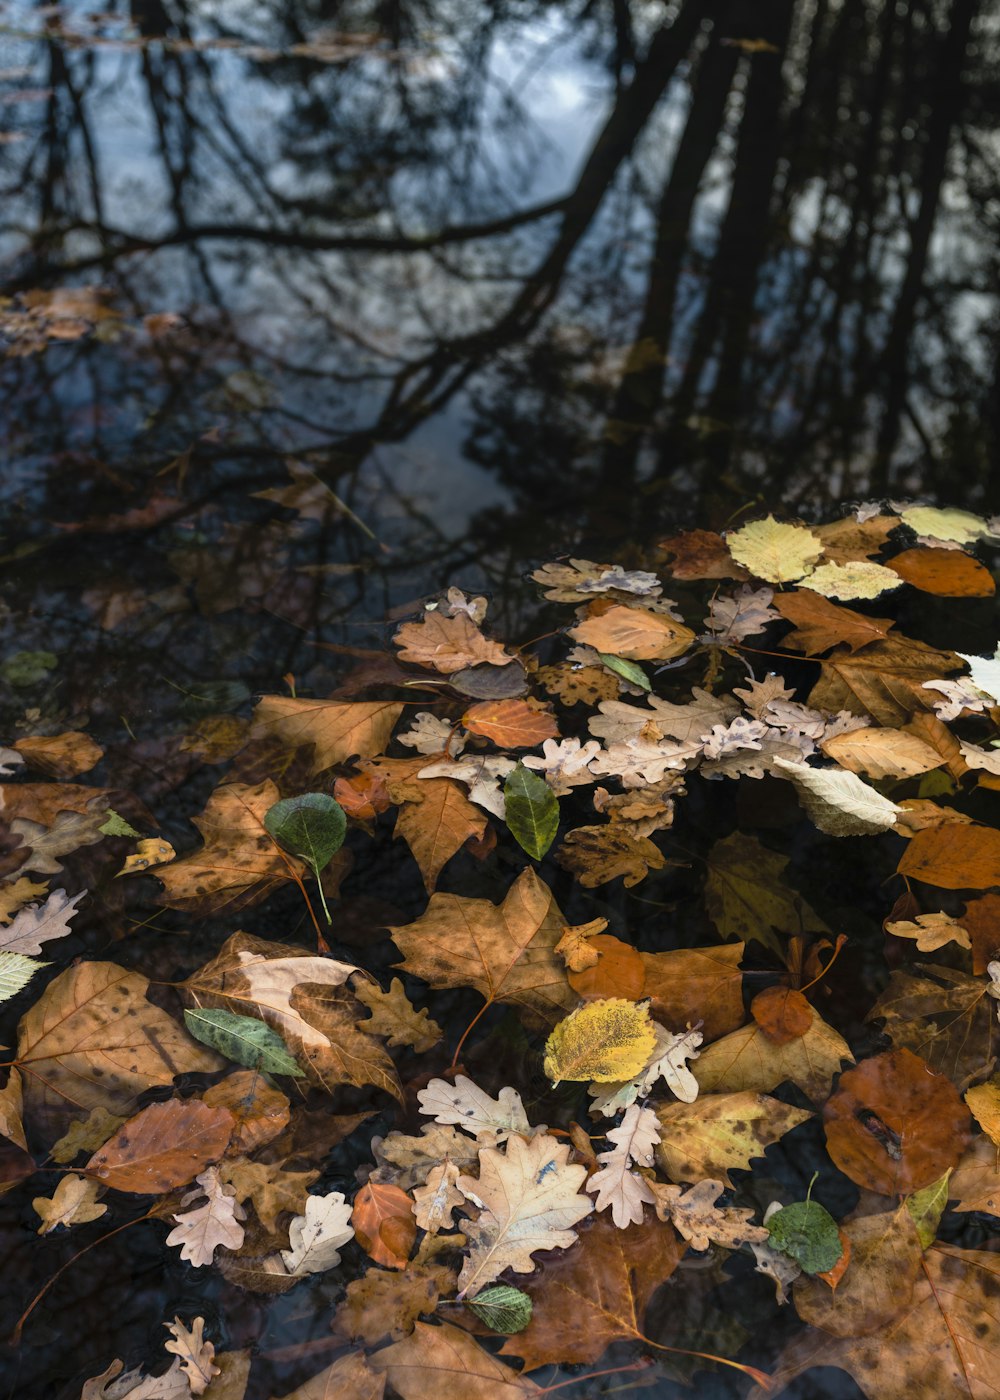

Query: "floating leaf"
left=503, top=763, right=559, bottom=860
left=468, top=1285, right=534, bottom=1335
left=767, top=1197, right=843, bottom=1275
left=543, top=998, right=655, bottom=1085
left=726, top=515, right=823, bottom=582
left=773, top=758, right=902, bottom=836
left=183, top=1008, right=304, bottom=1077
left=86, top=1097, right=235, bottom=1193
left=596, top=654, right=651, bottom=691
left=0, top=951, right=47, bottom=1003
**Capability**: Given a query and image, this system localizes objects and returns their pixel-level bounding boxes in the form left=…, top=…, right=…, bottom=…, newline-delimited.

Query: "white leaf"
left=959, top=741, right=1000, bottom=775
left=586, top=1104, right=660, bottom=1228
left=589, top=1024, right=703, bottom=1115
left=772, top=758, right=902, bottom=836
left=0, top=887, right=85, bottom=955
left=417, top=1075, right=530, bottom=1143
left=701, top=586, right=778, bottom=642
left=957, top=646, right=1000, bottom=704
left=397, top=712, right=465, bottom=757
left=521, top=738, right=601, bottom=796
left=0, top=951, right=47, bottom=1002
left=280, top=1190, right=354, bottom=1275
left=417, top=755, right=516, bottom=818
left=588, top=736, right=702, bottom=788
left=165, top=1167, right=246, bottom=1268
left=922, top=677, right=989, bottom=721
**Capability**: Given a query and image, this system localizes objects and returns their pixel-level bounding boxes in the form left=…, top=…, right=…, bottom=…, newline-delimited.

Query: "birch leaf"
left=726, top=515, right=823, bottom=582
left=773, top=758, right=902, bottom=836
left=543, top=999, right=655, bottom=1085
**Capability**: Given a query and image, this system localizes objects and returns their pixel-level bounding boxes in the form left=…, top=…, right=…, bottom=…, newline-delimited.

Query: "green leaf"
left=99, top=810, right=142, bottom=838
left=767, top=1198, right=842, bottom=1275
left=905, top=1169, right=952, bottom=1248
left=0, top=952, right=47, bottom=1003
left=183, top=1007, right=304, bottom=1077
left=264, top=792, right=347, bottom=873
left=467, top=1285, right=533, bottom=1334
left=503, top=764, right=559, bottom=861
left=0, top=650, right=57, bottom=687
left=597, top=653, right=651, bottom=692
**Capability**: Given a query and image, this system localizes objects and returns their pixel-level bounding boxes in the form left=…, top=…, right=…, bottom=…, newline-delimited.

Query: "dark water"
left=1, top=1, right=998, bottom=1396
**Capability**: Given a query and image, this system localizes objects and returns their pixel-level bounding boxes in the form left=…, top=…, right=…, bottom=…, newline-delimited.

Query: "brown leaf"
left=959, top=893, right=1000, bottom=974
left=535, top=661, right=619, bottom=706
left=394, top=612, right=514, bottom=674
left=392, top=776, right=487, bottom=892
left=813, top=513, right=900, bottom=563
left=821, top=726, right=944, bottom=780
left=388, top=867, right=576, bottom=1029
left=568, top=603, right=695, bottom=661
left=897, top=822, right=1000, bottom=890
left=461, top=699, right=559, bottom=749
left=86, top=1097, right=235, bottom=1193
left=202, top=1071, right=290, bottom=1156
left=774, top=592, right=895, bottom=654
left=823, top=1049, right=971, bottom=1195
left=372, top=1320, right=539, bottom=1399
left=751, top=986, right=813, bottom=1044
left=499, top=1212, right=684, bottom=1371
left=16, top=960, right=221, bottom=1136
left=156, top=780, right=305, bottom=915
left=949, top=1135, right=1000, bottom=1216
left=641, top=943, right=745, bottom=1042
left=333, top=769, right=392, bottom=821
left=806, top=636, right=962, bottom=725
left=887, top=547, right=995, bottom=597
left=250, top=697, right=404, bottom=771
left=352, top=1181, right=417, bottom=1268
left=867, top=963, right=999, bottom=1088
left=655, top=1092, right=811, bottom=1186
left=648, top=1178, right=768, bottom=1251
left=554, top=917, right=608, bottom=971
left=332, top=1261, right=456, bottom=1345
left=692, top=1008, right=852, bottom=1103
left=0, top=1067, right=27, bottom=1152
left=794, top=1203, right=923, bottom=1335
left=273, top=1350, right=385, bottom=1400
left=659, top=528, right=748, bottom=580
left=566, top=934, right=646, bottom=1000
left=902, top=710, right=968, bottom=782
left=218, top=1158, right=319, bottom=1230
left=163, top=1316, right=219, bottom=1396
left=14, top=731, right=104, bottom=778
left=555, top=824, right=666, bottom=888
left=704, top=831, right=830, bottom=957
left=354, top=977, right=443, bottom=1053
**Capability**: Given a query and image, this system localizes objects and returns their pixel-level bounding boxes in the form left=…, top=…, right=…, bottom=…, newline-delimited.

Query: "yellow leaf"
left=543, top=998, right=655, bottom=1085
left=900, top=505, right=997, bottom=545
left=725, top=515, right=822, bottom=583
left=799, top=560, right=903, bottom=600
left=965, top=1080, right=1000, bottom=1147
left=116, top=838, right=176, bottom=877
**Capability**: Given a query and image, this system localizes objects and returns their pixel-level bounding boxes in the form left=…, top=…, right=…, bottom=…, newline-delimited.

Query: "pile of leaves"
left=3, top=500, right=1000, bottom=1399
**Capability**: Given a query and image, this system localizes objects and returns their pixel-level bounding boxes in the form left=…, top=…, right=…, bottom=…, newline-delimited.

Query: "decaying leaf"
left=0, top=887, right=85, bottom=955
left=354, top=977, right=442, bottom=1053
left=280, top=1190, right=354, bottom=1275
left=163, top=1317, right=219, bottom=1396
left=33, top=1173, right=107, bottom=1233
left=655, top=1093, right=812, bottom=1186
left=165, top=1167, right=247, bottom=1267
left=586, top=1103, right=660, bottom=1227
left=417, top=1075, right=530, bottom=1142
left=650, top=1177, right=768, bottom=1251
left=543, top=999, right=656, bottom=1084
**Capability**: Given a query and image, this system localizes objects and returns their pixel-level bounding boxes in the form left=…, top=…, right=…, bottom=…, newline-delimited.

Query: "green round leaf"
left=264, top=792, right=347, bottom=873
left=767, top=1198, right=842, bottom=1275
left=503, top=764, right=559, bottom=861
left=184, top=1007, right=304, bottom=1077
left=467, top=1285, right=533, bottom=1334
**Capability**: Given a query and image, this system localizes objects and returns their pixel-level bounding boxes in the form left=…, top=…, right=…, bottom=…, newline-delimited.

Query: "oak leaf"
left=586, top=1104, right=660, bottom=1227
left=396, top=711, right=460, bottom=756
left=251, top=696, right=404, bottom=771
left=588, top=689, right=738, bottom=744
left=568, top=604, right=695, bottom=661
left=50, top=1105, right=126, bottom=1163
left=823, top=1049, right=971, bottom=1195
left=16, top=960, right=221, bottom=1136
left=354, top=976, right=442, bottom=1053
left=655, top=1092, right=811, bottom=1186
left=499, top=1212, right=684, bottom=1371
left=156, top=781, right=305, bottom=915
left=86, top=1097, right=235, bottom=1193
left=394, top=611, right=514, bottom=673
left=554, top=916, right=609, bottom=971
left=163, top=1317, right=218, bottom=1396
left=0, top=886, right=85, bottom=955
left=332, top=1262, right=456, bottom=1345
left=391, top=774, right=487, bottom=892
left=417, top=1075, right=530, bottom=1143
left=371, top=1125, right=482, bottom=1190
left=455, top=1133, right=592, bottom=1297
left=650, top=1178, right=768, bottom=1251
left=554, top=823, right=667, bottom=887
left=0, top=875, right=48, bottom=924
left=33, top=1173, right=107, bottom=1233
left=80, top=1358, right=189, bottom=1400
left=521, top=737, right=601, bottom=795
left=412, top=1161, right=464, bottom=1233
left=589, top=1023, right=703, bottom=1116
left=388, top=868, right=576, bottom=1028
left=218, top=1158, right=319, bottom=1230
left=280, top=1190, right=354, bottom=1275
left=531, top=558, right=663, bottom=601
left=165, top=1166, right=246, bottom=1266
left=416, top=754, right=515, bottom=818
left=372, top=1320, right=539, bottom=1399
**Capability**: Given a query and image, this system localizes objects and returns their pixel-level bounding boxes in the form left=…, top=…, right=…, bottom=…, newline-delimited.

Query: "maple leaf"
left=165, top=1166, right=246, bottom=1266
left=394, top=610, right=514, bottom=673
left=693, top=1008, right=853, bottom=1103
left=704, top=831, right=830, bottom=954
left=280, top=1190, right=354, bottom=1275
left=868, top=962, right=999, bottom=1087
left=354, top=976, right=442, bottom=1053
left=774, top=590, right=896, bottom=655
left=372, top=1320, right=539, bottom=1399
left=16, top=960, right=221, bottom=1136
left=163, top=1317, right=218, bottom=1396
left=417, top=1075, right=530, bottom=1142
left=388, top=867, right=576, bottom=1028
left=33, top=1174, right=107, bottom=1233
left=455, top=1134, right=593, bottom=1296
left=155, top=780, right=305, bottom=915
left=650, top=1178, right=768, bottom=1251
left=389, top=773, right=487, bottom=892
left=250, top=696, right=404, bottom=771
left=587, top=1104, right=660, bottom=1227
left=655, top=1092, right=811, bottom=1186
left=499, top=1212, right=684, bottom=1371
left=0, top=890, right=84, bottom=957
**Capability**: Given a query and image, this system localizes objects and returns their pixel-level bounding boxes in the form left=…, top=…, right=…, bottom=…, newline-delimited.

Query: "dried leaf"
left=726, top=515, right=823, bottom=582
left=33, top=1173, right=107, bottom=1233
left=417, top=1076, right=530, bottom=1143
left=86, top=1097, right=235, bottom=1193
left=543, top=999, right=656, bottom=1084
left=332, top=1263, right=455, bottom=1345
left=372, top=1320, right=539, bottom=1399
left=586, top=1104, right=659, bottom=1227
left=693, top=1008, right=853, bottom=1102
left=885, top=912, right=971, bottom=952
left=280, top=1190, right=354, bottom=1275
left=462, top=700, right=559, bottom=748
left=773, top=758, right=902, bottom=836
left=394, top=612, right=514, bottom=673
left=412, top=1161, right=464, bottom=1233
left=655, top=1092, right=811, bottom=1186
left=897, top=822, right=1000, bottom=889
left=554, top=823, right=666, bottom=887
left=352, top=1181, right=416, bottom=1268
left=165, top=1166, right=246, bottom=1267
left=821, top=726, right=944, bottom=780
left=251, top=696, right=404, bottom=771
left=650, top=1178, right=768, bottom=1251
left=0, top=886, right=85, bottom=955
left=163, top=1317, right=219, bottom=1396
left=354, top=977, right=442, bottom=1053
left=569, top=604, right=695, bottom=661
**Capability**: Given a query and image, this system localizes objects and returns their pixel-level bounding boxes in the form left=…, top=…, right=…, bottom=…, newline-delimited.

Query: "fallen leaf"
left=566, top=932, right=646, bottom=1000
left=394, top=612, right=514, bottom=673
left=821, top=726, right=944, bottom=780
left=641, top=943, right=745, bottom=1041
left=280, top=1189, right=354, bottom=1274
left=521, top=737, right=601, bottom=795
left=823, top=1048, right=971, bottom=1194
left=456, top=1133, right=592, bottom=1296
left=462, top=699, right=559, bottom=748
left=272, top=1350, right=385, bottom=1400
left=417, top=1076, right=530, bottom=1143
left=900, top=503, right=996, bottom=544
left=0, top=886, right=85, bottom=955
left=166, top=1166, right=246, bottom=1267
left=704, top=832, right=830, bottom=954
left=531, top=558, right=663, bottom=601
left=588, top=1023, right=703, bottom=1115
left=117, top=838, right=176, bottom=877
left=544, top=999, right=655, bottom=1084
left=392, top=775, right=487, bottom=892
left=655, top=1092, right=811, bottom=1186
left=371, top=1125, right=482, bottom=1190
left=949, top=1134, right=1000, bottom=1215
left=33, top=1173, right=107, bottom=1233
left=554, top=823, right=666, bottom=887
left=250, top=696, right=404, bottom=771
left=354, top=977, right=442, bottom=1053
left=773, top=591, right=895, bottom=654
left=218, top=1158, right=319, bottom=1230
left=16, top=960, right=221, bottom=1136
left=388, top=868, right=576, bottom=1028
left=885, top=912, right=971, bottom=952
left=163, top=1317, right=219, bottom=1396
left=332, top=1262, right=455, bottom=1345
left=352, top=1181, right=416, bottom=1268
left=14, top=731, right=104, bottom=778
left=726, top=515, right=823, bottom=583
left=86, top=1097, right=235, bottom=1193
left=499, top=1212, right=684, bottom=1371
left=888, top=547, right=995, bottom=596
left=964, top=1079, right=1000, bottom=1146
left=806, top=635, right=962, bottom=726
left=412, top=1161, right=464, bottom=1233
left=554, top=917, right=609, bottom=971
left=10, top=807, right=107, bottom=875
left=586, top=1103, right=659, bottom=1227
left=568, top=604, right=695, bottom=661
left=751, top=986, right=813, bottom=1044
left=0, top=1067, right=27, bottom=1152
left=897, top=822, right=1000, bottom=889
left=799, top=560, right=902, bottom=600
left=650, top=1178, right=768, bottom=1251
left=773, top=758, right=902, bottom=836
left=372, top=1320, right=539, bottom=1399
left=693, top=1007, right=853, bottom=1102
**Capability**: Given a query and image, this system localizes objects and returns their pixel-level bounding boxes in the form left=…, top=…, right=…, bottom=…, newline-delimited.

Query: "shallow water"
left=1, top=1, right=999, bottom=1396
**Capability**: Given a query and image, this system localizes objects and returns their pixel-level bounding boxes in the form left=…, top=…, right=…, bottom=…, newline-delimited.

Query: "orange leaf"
left=823, top=1048, right=971, bottom=1195
left=958, top=892, right=1000, bottom=974
left=333, top=770, right=392, bottom=821
left=568, top=604, right=695, bottom=661
left=897, top=823, right=1000, bottom=890
left=816, top=1227, right=851, bottom=1290
left=352, top=1182, right=416, bottom=1269
left=86, top=1098, right=235, bottom=1193
left=751, top=986, right=812, bottom=1044
left=567, top=934, right=645, bottom=1000
left=773, top=592, right=895, bottom=654
left=887, top=547, right=995, bottom=597
left=462, top=699, right=559, bottom=749
left=640, top=943, right=745, bottom=1042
